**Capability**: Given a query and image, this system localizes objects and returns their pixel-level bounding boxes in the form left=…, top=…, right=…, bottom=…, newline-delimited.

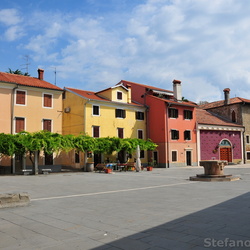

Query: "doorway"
left=220, top=147, right=232, bottom=163
left=186, top=151, right=192, bottom=166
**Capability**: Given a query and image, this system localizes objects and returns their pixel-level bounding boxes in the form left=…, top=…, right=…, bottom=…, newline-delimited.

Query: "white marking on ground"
left=31, top=181, right=197, bottom=201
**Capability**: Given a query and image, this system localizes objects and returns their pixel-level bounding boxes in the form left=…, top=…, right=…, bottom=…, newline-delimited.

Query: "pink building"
left=197, top=109, right=244, bottom=164
left=119, top=80, right=198, bottom=167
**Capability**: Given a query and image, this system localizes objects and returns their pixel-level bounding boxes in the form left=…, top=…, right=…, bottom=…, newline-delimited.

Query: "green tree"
left=7, top=68, right=30, bottom=76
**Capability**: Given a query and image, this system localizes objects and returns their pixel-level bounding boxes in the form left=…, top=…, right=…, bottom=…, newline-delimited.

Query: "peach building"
left=0, top=69, right=63, bottom=174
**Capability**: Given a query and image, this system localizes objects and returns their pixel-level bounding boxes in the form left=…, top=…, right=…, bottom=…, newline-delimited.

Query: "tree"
left=6, top=68, right=30, bottom=76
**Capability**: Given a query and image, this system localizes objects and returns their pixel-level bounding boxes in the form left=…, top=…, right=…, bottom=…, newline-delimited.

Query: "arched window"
left=220, top=139, right=231, bottom=146
left=232, top=110, right=236, bottom=122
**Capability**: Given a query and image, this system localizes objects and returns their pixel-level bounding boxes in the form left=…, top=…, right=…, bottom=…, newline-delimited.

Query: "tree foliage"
left=6, top=68, right=30, bottom=76
left=0, top=132, right=157, bottom=157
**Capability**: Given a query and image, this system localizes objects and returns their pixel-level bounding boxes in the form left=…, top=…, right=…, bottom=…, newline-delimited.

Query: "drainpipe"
left=166, top=103, right=171, bottom=168
left=11, top=85, right=18, bottom=174
left=83, top=99, right=91, bottom=170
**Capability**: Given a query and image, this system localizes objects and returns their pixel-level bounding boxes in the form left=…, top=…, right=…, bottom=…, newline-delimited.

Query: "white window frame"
left=14, top=117, right=26, bottom=134
left=117, top=91, right=123, bottom=101
left=42, top=93, right=53, bottom=109
left=137, top=129, right=144, bottom=139
left=15, top=89, right=27, bottom=106
left=92, top=105, right=100, bottom=116
left=42, top=119, right=53, bottom=132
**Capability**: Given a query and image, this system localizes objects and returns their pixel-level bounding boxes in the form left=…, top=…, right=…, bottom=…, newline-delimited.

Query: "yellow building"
left=62, top=83, right=147, bottom=168
left=0, top=69, right=63, bottom=174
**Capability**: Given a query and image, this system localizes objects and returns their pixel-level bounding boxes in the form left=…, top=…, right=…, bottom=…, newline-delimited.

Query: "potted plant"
left=147, top=159, right=156, bottom=171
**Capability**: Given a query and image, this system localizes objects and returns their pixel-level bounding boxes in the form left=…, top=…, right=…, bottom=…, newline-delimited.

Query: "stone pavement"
left=0, top=165, right=250, bottom=249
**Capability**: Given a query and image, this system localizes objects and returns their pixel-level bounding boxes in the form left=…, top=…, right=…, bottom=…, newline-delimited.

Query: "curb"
left=0, top=193, right=30, bottom=208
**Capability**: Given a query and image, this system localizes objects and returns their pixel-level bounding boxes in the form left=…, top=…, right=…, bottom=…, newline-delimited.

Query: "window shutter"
left=16, top=91, right=25, bottom=105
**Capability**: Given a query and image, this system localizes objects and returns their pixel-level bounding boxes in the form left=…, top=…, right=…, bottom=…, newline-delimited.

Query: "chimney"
left=173, top=79, right=182, bottom=101
left=126, top=84, right=132, bottom=103
left=38, top=68, right=44, bottom=80
left=223, top=88, right=230, bottom=105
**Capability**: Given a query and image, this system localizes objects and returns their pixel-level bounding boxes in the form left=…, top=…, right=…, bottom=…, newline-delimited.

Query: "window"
left=247, top=135, right=250, bottom=144
left=117, top=91, right=122, bottom=100
left=16, top=90, right=26, bottom=105
left=45, top=152, right=53, bottom=165
left=247, top=152, right=250, bottom=160
left=115, top=109, right=126, bottom=118
left=75, top=152, right=80, bottom=163
left=172, top=151, right=177, bottom=162
left=93, top=105, right=99, bottom=116
left=140, top=150, right=145, bottom=159
left=138, top=129, right=143, bottom=139
left=184, top=130, right=191, bottom=140
left=43, top=93, right=52, bottom=108
left=15, top=117, right=25, bottom=133
left=118, top=128, right=124, bottom=138
left=43, top=119, right=52, bottom=132
left=169, top=108, right=178, bottom=118
left=232, top=110, right=236, bottom=122
left=171, top=129, right=179, bottom=140
left=93, top=126, right=100, bottom=138
left=136, top=111, right=144, bottom=120
left=184, top=110, right=193, bottom=119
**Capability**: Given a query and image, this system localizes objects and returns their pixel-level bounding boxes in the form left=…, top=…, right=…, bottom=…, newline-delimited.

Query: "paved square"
left=0, top=165, right=250, bottom=249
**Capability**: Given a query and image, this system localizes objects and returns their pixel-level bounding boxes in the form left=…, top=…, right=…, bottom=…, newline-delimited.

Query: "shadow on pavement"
left=92, top=192, right=250, bottom=249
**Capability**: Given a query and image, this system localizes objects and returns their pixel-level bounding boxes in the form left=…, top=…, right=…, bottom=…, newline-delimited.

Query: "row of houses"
left=0, top=69, right=248, bottom=174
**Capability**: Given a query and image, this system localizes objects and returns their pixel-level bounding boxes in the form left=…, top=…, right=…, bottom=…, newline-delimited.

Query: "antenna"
left=20, top=55, right=30, bottom=75
left=50, top=66, right=60, bottom=85
left=53, top=67, right=57, bottom=85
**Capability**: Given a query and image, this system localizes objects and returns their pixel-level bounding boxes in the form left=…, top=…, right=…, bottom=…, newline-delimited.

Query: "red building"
left=118, top=80, right=198, bottom=168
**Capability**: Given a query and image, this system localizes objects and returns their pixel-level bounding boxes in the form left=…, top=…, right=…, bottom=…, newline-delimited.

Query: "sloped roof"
left=65, top=87, right=143, bottom=106
left=196, top=109, right=243, bottom=127
left=147, top=92, right=197, bottom=107
left=0, top=71, right=62, bottom=91
left=199, top=97, right=250, bottom=109
left=118, top=80, right=173, bottom=94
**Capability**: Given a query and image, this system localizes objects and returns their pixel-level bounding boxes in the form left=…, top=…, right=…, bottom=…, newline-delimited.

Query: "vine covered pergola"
left=0, top=131, right=157, bottom=174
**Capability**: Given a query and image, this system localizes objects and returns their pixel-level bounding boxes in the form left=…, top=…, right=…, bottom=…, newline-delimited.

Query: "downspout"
left=242, top=128, right=246, bottom=164
left=166, top=103, right=171, bottom=168
left=196, top=121, right=200, bottom=165
left=240, top=102, right=246, bottom=164
left=11, top=85, right=18, bottom=174
left=84, top=99, right=91, bottom=170
left=143, top=90, right=150, bottom=165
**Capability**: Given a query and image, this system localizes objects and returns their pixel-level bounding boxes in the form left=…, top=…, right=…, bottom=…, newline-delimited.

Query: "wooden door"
left=220, top=148, right=232, bottom=162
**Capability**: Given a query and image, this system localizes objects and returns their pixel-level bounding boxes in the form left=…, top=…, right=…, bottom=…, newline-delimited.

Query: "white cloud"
left=4, top=25, right=24, bottom=41
left=5, top=0, right=250, bottom=103
left=0, top=9, right=22, bottom=26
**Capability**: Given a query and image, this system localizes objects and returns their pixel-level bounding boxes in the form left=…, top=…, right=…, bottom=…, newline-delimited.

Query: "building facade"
left=62, top=84, right=147, bottom=168
left=196, top=109, right=244, bottom=164
left=0, top=69, right=63, bottom=173
left=118, top=79, right=198, bottom=168
left=199, top=88, right=249, bottom=163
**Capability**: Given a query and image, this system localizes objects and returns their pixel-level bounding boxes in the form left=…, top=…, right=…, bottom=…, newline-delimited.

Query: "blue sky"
left=1, top=0, right=250, bottom=102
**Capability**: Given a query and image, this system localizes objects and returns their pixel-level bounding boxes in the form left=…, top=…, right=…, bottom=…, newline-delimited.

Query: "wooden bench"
left=95, top=164, right=106, bottom=172
left=22, top=169, right=33, bottom=175
left=41, top=169, right=52, bottom=174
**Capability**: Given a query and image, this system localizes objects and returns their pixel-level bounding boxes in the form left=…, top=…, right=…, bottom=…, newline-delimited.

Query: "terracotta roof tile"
left=196, top=109, right=243, bottom=127
left=118, top=80, right=173, bottom=93
left=65, top=87, right=143, bottom=106
left=0, top=71, right=62, bottom=91
left=199, top=97, right=250, bottom=109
